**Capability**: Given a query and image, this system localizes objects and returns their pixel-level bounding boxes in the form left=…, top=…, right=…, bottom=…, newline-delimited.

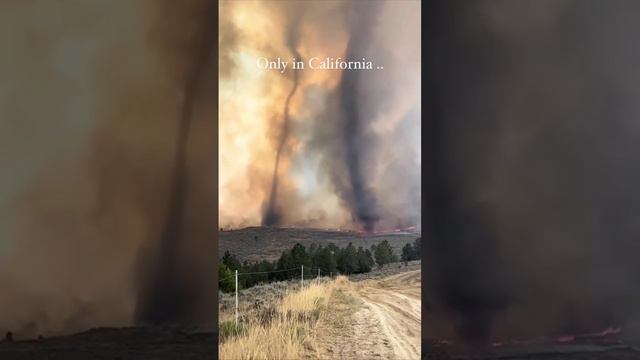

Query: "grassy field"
left=219, top=266, right=423, bottom=360
left=219, top=278, right=338, bottom=360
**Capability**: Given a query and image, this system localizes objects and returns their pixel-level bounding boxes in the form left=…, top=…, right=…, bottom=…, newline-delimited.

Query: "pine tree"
left=290, top=243, right=311, bottom=268
left=374, top=240, right=398, bottom=268
left=218, top=264, right=234, bottom=293
left=337, top=242, right=358, bottom=274
left=276, top=250, right=293, bottom=281
left=401, top=243, right=415, bottom=264
left=356, top=246, right=374, bottom=273
left=221, top=250, right=241, bottom=271
left=312, top=246, right=337, bottom=275
left=413, top=237, right=421, bottom=259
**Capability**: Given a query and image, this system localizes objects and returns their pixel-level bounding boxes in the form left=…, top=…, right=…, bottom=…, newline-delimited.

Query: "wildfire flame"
left=434, top=326, right=623, bottom=349
left=219, top=0, right=350, bottom=228
left=219, top=0, right=421, bottom=231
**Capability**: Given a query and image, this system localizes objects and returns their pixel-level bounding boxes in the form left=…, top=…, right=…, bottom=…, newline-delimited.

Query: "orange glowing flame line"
left=355, top=225, right=419, bottom=236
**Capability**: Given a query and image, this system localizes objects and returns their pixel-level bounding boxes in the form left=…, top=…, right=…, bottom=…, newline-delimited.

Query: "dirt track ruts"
left=359, top=270, right=421, bottom=359
left=315, top=270, right=421, bottom=359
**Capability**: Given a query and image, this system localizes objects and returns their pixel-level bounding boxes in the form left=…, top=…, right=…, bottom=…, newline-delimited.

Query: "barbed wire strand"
left=237, top=267, right=300, bottom=276
left=219, top=267, right=327, bottom=283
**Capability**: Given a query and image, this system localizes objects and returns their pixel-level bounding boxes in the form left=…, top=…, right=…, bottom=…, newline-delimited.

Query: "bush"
left=219, top=320, right=247, bottom=342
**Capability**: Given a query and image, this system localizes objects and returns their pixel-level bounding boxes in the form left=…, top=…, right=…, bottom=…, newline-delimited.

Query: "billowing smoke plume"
left=332, top=2, right=383, bottom=232
left=424, top=0, right=640, bottom=343
left=219, top=0, right=421, bottom=231
left=0, top=0, right=216, bottom=337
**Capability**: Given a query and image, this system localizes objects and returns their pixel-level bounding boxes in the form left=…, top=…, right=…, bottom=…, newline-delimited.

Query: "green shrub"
left=219, top=264, right=235, bottom=293
left=219, top=320, right=247, bottom=342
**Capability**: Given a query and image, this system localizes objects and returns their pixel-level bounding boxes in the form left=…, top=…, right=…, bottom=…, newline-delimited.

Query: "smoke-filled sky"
left=0, top=0, right=216, bottom=337
left=424, top=0, right=640, bottom=344
left=219, top=0, right=421, bottom=231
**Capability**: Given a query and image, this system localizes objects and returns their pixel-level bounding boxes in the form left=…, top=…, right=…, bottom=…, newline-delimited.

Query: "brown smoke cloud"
left=219, top=0, right=421, bottom=231
left=0, top=0, right=215, bottom=337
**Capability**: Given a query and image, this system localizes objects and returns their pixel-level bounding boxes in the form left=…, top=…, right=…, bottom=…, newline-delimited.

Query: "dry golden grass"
left=219, top=279, right=336, bottom=360
left=333, top=275, right=349, bottom=286
left=281, top=281, right=332, bottom=314
left=218, top=316, right=308, bottom=360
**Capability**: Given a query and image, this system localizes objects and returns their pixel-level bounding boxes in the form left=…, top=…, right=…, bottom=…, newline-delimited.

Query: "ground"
left=439, top=346, right=640, bottom=360
left=314, top=269, right=422, bottom=360
left=0, top=327, right=216, bottom=360
left=219, top=226, right=419, bottom=262
left=428, top=331, right=640, bottom=359
left=6, top=261, right=639, bottom=360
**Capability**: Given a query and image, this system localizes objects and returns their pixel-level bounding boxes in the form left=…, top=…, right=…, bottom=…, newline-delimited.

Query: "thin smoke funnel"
left=263, top=14, right=303, bottom=227
left=135, top=0, right=215, bottom=326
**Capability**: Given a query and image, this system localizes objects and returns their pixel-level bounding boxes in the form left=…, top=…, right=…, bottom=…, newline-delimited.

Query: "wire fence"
left=221, top=265, right=334, bottom=326
left=219, top=266, right=332, bottom=283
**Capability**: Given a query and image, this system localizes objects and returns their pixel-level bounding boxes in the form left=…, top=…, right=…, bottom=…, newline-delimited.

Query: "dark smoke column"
left=135, top=1, right=215, bottom=325
left=423, top=0, right=510, bottom=343
left=334, top=2, right=382, bottom=232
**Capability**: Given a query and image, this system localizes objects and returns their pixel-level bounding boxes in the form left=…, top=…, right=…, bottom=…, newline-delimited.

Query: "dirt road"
left=314, top=270, right=421, bottom=359
left=360, top=270, right=422, bottom=359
